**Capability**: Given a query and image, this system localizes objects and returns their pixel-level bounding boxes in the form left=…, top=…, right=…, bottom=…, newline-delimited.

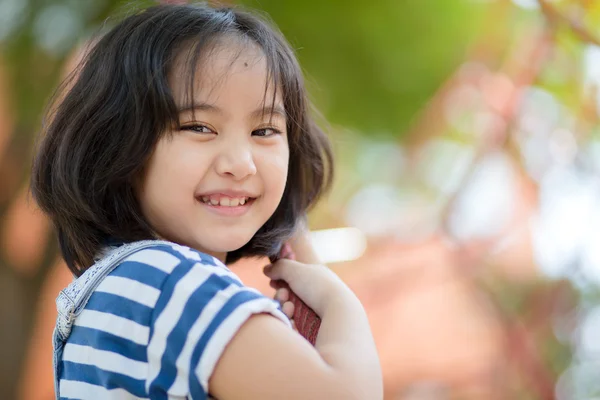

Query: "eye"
left=181, top=124, right=216, bottom=134
left=252, top=127, right=281, bottom=137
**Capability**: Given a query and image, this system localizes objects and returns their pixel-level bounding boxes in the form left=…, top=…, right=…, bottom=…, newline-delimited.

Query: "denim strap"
left=54, top=240, right=173, bottom=341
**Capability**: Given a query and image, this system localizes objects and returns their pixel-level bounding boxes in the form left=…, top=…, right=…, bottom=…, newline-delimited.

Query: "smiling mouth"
left=198, top=195, right=257, bottom=207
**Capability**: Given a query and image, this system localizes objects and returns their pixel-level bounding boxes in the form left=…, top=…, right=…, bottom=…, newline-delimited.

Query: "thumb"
left=263, top=259, right=302, bottom=282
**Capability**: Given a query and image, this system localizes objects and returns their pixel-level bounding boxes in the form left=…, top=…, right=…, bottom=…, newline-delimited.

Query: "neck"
left=211, top=252, right=227, bottom=264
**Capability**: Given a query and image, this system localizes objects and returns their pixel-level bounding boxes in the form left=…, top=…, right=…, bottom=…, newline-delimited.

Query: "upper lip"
left=196, top=189, right=258, bottom=199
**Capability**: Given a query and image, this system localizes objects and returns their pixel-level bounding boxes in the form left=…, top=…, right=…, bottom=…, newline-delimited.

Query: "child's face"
left=138, top=41, right=289, bottom=262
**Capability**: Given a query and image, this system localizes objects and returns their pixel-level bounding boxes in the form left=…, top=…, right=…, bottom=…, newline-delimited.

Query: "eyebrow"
left=178, top=102, right=222, bottom=115
left=178, top=102, right=287, bottom=120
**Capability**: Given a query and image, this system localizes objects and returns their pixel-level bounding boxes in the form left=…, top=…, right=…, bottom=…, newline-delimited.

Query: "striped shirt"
left=56, top=242, right=290, bottom=399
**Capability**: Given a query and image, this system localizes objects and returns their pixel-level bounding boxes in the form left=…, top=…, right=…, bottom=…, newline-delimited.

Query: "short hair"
left=30, top=3, right=333, bottom=276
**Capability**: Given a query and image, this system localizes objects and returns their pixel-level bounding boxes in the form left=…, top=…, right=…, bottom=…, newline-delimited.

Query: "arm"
left=149, top=254, right=382, bottom=400
left=210, top=296, right=381, bottom=400
left=286, top=225, right=382, bottom=392
left=312, top=287, right=383, bottom=400
left=212, top=260, right=383, bottom=400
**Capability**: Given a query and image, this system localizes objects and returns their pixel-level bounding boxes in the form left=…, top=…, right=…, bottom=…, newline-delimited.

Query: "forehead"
left=168, top=36, right=281, bottom=106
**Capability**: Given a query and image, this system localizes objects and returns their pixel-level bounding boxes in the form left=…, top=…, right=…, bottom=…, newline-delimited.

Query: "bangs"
left=170, top=29, right=297, bottom=133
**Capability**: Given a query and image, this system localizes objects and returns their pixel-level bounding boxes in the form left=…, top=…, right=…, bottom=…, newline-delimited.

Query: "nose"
left=214, top=140, right=257, bottom=180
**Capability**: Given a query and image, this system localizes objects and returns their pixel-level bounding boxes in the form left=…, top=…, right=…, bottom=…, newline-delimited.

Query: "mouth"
left=198, top=195, right=257, bottom=207
left=195, top=193, right=258, bottom=217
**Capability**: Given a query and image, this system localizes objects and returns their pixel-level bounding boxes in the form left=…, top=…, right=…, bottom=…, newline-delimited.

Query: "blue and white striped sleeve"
left=145, top=256, right=291, bottom=399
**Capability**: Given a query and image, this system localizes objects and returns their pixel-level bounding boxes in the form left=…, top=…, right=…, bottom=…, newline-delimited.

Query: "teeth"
left=202, top=196, right=251, bottom=206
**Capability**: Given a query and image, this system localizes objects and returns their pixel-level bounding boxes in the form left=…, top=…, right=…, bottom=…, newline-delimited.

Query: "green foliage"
left=1, top=0, right=485, bottom=140
left=1, top=0, right=123, bottom=133
left=240, top=0, right=484, bottom=138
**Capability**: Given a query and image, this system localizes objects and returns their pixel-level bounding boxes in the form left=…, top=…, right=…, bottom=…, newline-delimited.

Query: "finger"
left=291, top=319, right=298, bottom=332
left=263, top=259, right=301, bottom=281
left=263, top=264, right=273, bottom=276
left=282, top=301, right=294, bottom=319
left=269, top=279, right=287, bottom=290
left=280, top=243, right=294, bottom=259
left=275, top=288, right=289, bottom=303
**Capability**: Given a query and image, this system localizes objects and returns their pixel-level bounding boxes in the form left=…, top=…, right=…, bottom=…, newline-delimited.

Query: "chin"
left=197, top=232, right=254, bottom=254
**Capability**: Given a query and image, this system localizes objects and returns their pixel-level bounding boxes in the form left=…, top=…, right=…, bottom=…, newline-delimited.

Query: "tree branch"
left=537, top=0, right=600, bottom=45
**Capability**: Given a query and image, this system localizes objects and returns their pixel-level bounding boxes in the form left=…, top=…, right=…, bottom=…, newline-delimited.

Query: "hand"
left=264, top=259, right=354, bottom=317
left=272, top=284, right=298, bottom=332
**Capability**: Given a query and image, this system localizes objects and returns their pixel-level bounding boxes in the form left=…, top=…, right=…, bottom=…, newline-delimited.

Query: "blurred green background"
left=3, top=0, right=600, bottom=399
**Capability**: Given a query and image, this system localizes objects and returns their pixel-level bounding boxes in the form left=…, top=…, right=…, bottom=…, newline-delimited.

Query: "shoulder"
left=109, top=241, right=241, bottom=286
left=121, top=241, right=224, bottom=271
left=99, top=241, right=245, bottom=315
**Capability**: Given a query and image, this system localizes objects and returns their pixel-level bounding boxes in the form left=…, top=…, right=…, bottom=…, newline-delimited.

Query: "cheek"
left=260, top=150, right=289, bottom=193
left=140, top=140, right=200, bottom=212
left=151, top=140, right=208, bottom=190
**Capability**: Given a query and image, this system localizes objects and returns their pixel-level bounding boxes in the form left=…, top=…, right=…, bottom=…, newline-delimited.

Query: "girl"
left=31, top=3, right=382, bottom=399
